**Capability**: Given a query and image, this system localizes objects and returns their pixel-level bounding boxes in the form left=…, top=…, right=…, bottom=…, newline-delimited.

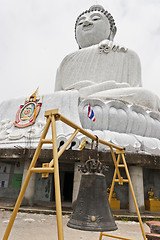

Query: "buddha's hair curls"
left=75, top=5, right=117, bottom=42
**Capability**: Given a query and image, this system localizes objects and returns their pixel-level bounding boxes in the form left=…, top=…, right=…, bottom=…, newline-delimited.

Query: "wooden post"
left=121, top=153, right=147, bottom=240
left=3, top=116, right=51, bottom=240
left=51, top=115, right=64, bottom=240
left=99, top=150, right=147, bottom=240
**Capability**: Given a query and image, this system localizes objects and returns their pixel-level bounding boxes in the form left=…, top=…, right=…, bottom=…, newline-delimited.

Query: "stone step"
left=146, top=233, right=160, bottom=240
left=146, top=221, right=160, bottom=234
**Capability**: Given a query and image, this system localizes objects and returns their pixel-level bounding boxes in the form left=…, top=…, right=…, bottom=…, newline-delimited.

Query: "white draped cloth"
left=55, top=41, right=160, bottom=111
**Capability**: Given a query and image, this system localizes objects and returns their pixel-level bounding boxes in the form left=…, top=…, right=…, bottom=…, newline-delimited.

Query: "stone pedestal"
left=129, top=166, right=145, bottom=213
left=21, top=159, right=36, bottom=206
left=72, top=161, right=82, bottom=207
left=145, top=200, right=160, bottom=212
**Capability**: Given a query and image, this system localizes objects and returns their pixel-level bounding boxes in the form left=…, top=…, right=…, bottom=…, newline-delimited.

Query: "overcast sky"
left=0, top=0, right=160, bottom=104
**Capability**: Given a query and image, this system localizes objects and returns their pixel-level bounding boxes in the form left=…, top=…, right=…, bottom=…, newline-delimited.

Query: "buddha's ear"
left=113, top=26, right=117, bottom=38
left=109, top=26, right=117, bottom=41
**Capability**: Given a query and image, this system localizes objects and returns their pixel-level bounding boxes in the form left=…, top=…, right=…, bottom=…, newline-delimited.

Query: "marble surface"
left=1, top=90, right=160, bottom=156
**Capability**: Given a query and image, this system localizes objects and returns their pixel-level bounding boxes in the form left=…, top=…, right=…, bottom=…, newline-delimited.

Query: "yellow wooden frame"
left=99, top=150, right=147, bottom=240
left=2, top=109, right=146, bottom=240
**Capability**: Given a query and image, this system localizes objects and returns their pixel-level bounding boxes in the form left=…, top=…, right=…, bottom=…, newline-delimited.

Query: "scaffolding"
left=3, top=109, right=147, bottom=240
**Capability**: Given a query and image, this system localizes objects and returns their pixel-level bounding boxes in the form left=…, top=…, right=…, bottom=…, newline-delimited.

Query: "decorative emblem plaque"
left=14, top=88, right=42, bottom=128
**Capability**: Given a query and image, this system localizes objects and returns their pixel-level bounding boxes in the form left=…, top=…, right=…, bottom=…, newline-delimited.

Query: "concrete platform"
left=0, top=210, right=150, bottom=240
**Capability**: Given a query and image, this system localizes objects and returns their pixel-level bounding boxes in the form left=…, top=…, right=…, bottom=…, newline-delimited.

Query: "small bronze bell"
left=67, top=139, right=118, bottom=232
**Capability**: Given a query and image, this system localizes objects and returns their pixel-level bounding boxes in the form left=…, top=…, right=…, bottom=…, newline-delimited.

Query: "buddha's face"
left=76, top=11, right=111, bottom=48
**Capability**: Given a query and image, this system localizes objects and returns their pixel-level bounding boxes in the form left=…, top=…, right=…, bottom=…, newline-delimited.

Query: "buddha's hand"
left=79, top=80, right=130, bottom=98
left=65, top=80, right=95, bottom=90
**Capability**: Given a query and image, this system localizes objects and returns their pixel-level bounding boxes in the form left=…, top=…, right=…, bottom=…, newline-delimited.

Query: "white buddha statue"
left=55, top=5, right=160, bottom=112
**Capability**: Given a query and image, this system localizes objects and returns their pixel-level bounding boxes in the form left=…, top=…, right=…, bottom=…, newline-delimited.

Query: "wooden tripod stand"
left=99, top=149, right=147, bottom=240
left=2, top=109, right=146, bottom=240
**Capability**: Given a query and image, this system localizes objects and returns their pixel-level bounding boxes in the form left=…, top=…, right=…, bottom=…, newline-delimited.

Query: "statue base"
left=79, top=98, right=160, bottom=155
left=145, top=200, right=160, bottom=212
left=110, top=200, right=120, bottom=210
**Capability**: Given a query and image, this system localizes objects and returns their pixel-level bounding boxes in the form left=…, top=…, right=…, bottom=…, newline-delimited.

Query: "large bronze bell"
left=67, top=139, right=118, bottom=232
left=67, top=171, right=117, bottom=231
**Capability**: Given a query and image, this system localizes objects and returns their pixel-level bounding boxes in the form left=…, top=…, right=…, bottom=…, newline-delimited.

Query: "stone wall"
left=0, top=149, right=160, bottom=209
left=0, top=161, right=23, bottom=199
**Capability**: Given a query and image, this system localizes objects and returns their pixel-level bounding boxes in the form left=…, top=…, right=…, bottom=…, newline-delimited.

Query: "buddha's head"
left=75, top=5, right=117, bottom=49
